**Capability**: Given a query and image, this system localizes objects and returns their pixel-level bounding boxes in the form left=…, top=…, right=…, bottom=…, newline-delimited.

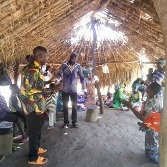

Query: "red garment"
left=144, top=112, right=160, bottom=132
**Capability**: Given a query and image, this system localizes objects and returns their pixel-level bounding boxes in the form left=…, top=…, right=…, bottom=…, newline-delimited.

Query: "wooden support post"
left=91, top=19, right=104, bottom=115
left=160, top=67, right=167, bottom=166
left=13, top=62, right=19, bottom=84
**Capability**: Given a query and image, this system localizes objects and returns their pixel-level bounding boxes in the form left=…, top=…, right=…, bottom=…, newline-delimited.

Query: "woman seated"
left=129, top=83, right=142, bottom=111
left=122, top=82, right=162, bottom=163
left=109, top=84, right=124, bottom=108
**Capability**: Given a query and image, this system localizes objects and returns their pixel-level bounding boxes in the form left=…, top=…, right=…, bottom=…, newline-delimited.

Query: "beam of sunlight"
left=69, top=10, right=128, bottom=47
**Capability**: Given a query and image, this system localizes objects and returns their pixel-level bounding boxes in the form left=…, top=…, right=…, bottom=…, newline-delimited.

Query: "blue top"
left=56, top=62, right=86, bottom=93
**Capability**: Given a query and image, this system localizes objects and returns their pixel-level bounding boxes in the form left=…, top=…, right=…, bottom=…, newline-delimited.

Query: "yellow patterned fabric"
left=20, top=61, right=51, bottom=114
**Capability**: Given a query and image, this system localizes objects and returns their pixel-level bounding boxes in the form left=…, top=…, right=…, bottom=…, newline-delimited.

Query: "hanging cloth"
left=102, top=64, right=109, bottom=74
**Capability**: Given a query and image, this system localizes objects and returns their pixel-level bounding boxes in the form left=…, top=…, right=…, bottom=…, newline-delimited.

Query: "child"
left=104, top=92, right=113, bottom=108
left=46, top=83, right=57, bottom=129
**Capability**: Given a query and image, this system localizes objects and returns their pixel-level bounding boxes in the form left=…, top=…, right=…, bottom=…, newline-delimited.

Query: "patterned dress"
left=85, top=78, right=97, bottom=109
left=144, top=97, right=161, bottom=163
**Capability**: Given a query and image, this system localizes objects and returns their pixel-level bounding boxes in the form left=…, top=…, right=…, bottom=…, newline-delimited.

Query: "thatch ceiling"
left=0, top=0, right=165, bottom=84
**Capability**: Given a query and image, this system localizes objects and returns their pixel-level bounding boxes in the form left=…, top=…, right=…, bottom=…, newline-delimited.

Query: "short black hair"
left=140, top=80, right=145, bottom=85
left=148, top=82, right=161, bottom=95
left=49, top=83, right=56, bottom=90
left=70, top=53, right=77, bottom=59
left=33, top=46, right=47, bottom=55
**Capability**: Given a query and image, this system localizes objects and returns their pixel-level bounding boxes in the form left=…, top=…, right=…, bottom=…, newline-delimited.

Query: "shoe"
left=62, top=124, right=69, bottom=129
left=28, top=156, right=48, bottom=165
left=72, top=123, right=79, bottom=128
left=13, top=135, right=22, bottom=140
left=22, top=137, right=29, bottom=143
left=38, top=148, right=47, bottom=154
left=47, top=126, right=54, bottom=130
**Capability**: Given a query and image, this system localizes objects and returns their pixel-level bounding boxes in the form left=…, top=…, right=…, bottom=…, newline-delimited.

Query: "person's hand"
left=36, top=112, right=43, bottom=115
left=122, top=100, right=132, bottom=109
left=84, top=91, right=87, bottom=96
left=52, top=83, right=63, bottom=92
left=138, top=122, right=148, bottom=131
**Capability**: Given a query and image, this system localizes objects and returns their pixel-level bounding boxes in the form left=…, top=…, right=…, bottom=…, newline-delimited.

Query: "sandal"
left=28, top=156, right=48, bottom=165
left=38, top=148, right=47, bottom=154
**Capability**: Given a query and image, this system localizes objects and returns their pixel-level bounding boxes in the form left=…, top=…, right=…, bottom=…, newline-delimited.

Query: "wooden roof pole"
left=91, top=19, right=104, bottom=115
left=13, top=62, right=19, bottom=84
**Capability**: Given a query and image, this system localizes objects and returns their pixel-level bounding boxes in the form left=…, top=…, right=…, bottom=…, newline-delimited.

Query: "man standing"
left=57, top=53, right=86, bottom=128
left=20, top=46, right=62, bottom=165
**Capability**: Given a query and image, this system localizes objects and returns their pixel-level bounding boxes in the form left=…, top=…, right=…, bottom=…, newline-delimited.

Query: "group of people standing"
left=0, top=46, right=98, bottom=165
left=0, top=45, right=165, bottom=165
left=19, top=47, right=90, bottom=164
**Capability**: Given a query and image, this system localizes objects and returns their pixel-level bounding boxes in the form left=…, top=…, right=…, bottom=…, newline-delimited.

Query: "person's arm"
left=77, top=65, right=86, bottom=90
left=56, top=64, right=64, bottom=79
left=11, top=96, right=22, bottom=112
left=0, top=95, right=10, bottom=119
left=23, top=69, right=62, bottom=97
left=122, top=100, right=148, bottom=121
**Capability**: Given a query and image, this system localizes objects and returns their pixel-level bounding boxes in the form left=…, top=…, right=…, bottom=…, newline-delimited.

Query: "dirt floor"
left=1, top=109, right=159, bottom=167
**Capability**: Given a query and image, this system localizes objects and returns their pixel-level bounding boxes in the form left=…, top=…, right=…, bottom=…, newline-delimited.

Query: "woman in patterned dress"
left=123, top=82, right=162, bottom=163
left=85, top=71, right=98, bottom=109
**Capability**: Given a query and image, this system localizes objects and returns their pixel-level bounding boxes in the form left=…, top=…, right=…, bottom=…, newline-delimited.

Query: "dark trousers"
left=62, top=92, right=77, bottom=124
left=1, top=112, right=25, bottom=138
left=26, top=111, right=44, bottom=161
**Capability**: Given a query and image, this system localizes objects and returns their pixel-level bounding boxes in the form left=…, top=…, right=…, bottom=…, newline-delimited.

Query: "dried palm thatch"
left=0, top=0, right=165, bottom=86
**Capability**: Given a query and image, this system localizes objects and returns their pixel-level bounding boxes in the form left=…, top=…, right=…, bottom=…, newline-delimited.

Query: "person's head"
left=10, top=84, right=20, bottom=94
left=33, top=46, right=48, bottom=66
left=135, top=78, right=142, bottom=84
left=140, top=80, right=145, bottom=85
left=115, top=84, right=120, bottom=91
left=146, top=82, right=161, bottom=99
left=107, top=92, right=112, bottom=98
left=148, top=68, right=153, bottom=74
left=157, top=58, right=166, bottom=71
left=69, top=53, right=77, bottom=64
left=86, top=61, right=92, bottom=68
left=49, top=83, right=56, bottom=90
left=132, top=83, right=140, bottom=93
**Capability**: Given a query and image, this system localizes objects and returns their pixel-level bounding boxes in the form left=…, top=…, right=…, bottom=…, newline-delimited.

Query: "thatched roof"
left=0, top=0, right=165, bottom=85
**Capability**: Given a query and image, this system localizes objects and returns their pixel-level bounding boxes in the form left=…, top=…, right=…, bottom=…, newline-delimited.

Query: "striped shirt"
left=46, top=94, right=57, bottom=113
left=152, top=69, right=165, bottom=84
